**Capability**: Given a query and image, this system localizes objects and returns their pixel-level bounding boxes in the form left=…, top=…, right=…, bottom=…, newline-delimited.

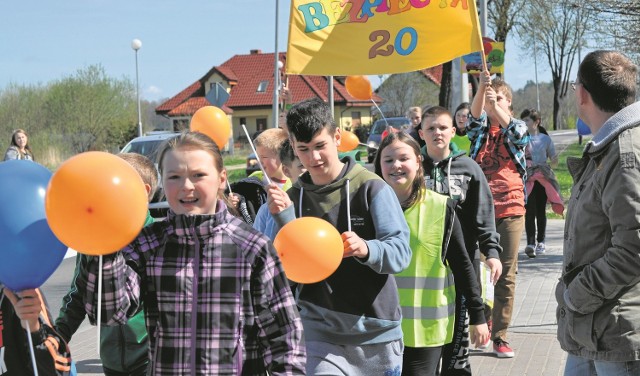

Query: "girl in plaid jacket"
left=78, top=132, right=306, bottom=375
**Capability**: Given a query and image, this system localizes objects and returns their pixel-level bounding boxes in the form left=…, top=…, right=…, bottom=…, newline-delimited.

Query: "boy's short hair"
left=254, top=128, right=288, bottom=154
left=491, top=78, right=513, bottom=101
left=406, top=106, right=422, bottom=117
left=118, top=152, right=158, bottom=201
left=278, top=139, right=296, bottom=167
left=421, top=105, right=453, bottom=127
left=578, top=50, right=637, bottom=113
left=286, top=98, right=336, bottom=143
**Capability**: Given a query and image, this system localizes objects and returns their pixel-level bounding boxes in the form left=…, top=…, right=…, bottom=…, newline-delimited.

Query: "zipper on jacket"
left=189, top=226, right=201, bottom=376
left=234, top=317, right=244, bottom=374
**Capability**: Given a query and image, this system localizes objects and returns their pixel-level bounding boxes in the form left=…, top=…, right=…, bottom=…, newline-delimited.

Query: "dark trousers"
left=103, top=362, right=148, bottom=376
left=525, top=182, right=547, bottom=245
left=440, top=294, right=472, bottom=376
left=402, top=345, right=443, bottom=376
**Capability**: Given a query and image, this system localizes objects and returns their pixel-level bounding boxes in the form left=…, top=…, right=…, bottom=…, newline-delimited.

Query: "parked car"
left=120, top=131, right=179, bottom=218
left=366, top=117, right=412, bottom=163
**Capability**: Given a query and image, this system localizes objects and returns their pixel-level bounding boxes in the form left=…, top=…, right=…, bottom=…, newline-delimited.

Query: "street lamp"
left=272, top=0, right=280, bottom=129
left=131, top=38, right=143, bottom=137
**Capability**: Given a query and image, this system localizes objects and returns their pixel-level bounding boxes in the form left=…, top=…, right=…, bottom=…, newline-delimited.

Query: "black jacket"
left=0, top=286, right=71, bottom=376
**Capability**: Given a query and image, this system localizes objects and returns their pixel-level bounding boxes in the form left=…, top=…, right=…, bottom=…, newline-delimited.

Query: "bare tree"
left=375, top=71, right=439, bottom=116
left=488, top=0, right=524, bottom=44
left=515, top=0, right=590, bottom=129
left=580, top=0, right=640, bottom=59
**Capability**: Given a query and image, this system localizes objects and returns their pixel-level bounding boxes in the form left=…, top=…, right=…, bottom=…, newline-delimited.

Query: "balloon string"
left=226, top=180, right=233, bottom=194
left=346, top=179, right=351, bottom=232
left=97, top=255, right=103, bottom=356
left=25, top=320, right=40, bottom=376
left=371, top=99, right=389, bottom=127
left=242, top=124, right=272, bottom=185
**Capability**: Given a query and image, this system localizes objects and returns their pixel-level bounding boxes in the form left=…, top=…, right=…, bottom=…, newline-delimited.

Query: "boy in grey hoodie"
left=268, top=98, right=411, bottom=375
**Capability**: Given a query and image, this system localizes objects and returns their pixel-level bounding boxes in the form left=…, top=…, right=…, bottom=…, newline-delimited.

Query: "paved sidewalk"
left=42, top=220, right=568, bottom=375
left=470, top=219, right=566, bottom=375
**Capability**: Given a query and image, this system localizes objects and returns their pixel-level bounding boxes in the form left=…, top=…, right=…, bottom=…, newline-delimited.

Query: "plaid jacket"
left=79, top=201, right=306, bottom=375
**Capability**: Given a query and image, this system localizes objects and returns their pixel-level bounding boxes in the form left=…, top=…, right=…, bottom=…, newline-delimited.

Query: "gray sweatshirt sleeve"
left=362, top=184, right=411, bottom=274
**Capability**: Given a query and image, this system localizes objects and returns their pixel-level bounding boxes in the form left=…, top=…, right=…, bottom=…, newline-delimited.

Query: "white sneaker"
left=535, top=242, right=546, bottom=255
left=525, top=244, right=536, bottom=258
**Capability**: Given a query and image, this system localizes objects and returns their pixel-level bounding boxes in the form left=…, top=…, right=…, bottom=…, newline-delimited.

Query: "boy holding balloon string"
left=0, top=286, right=72, bottom=375
left=267, top=98, right=411, bottom=375
left=55, top=152, right=157, bottom=376
left=253, top=138, right=306, bottom=240
left=76, top=132, right=306, bottom=375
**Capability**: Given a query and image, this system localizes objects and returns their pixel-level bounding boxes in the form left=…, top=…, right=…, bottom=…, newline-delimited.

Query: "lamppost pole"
left=273, top=0, right=280, bottom=129
left=132, top=39, right=143, bottom=137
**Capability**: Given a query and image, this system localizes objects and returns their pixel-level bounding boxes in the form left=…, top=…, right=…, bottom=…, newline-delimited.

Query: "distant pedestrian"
left=4, top=128, right=34, bottom=161
left=557, top=50, right=640, bottom=376
left=521, top=108, right=560, bottom=258
left=406, top=106, right=425, bottom=147
left=452, top=102, right=471, bottom=153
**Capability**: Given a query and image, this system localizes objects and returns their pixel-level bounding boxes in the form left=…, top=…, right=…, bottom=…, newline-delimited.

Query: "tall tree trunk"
left=439, top=61, right=453, bottom=108
left=552, top=77, right=562, bottom=130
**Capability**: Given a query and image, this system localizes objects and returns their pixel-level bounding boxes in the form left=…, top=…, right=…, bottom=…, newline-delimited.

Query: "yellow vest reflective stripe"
left=397, top=190, right=456, bottom=348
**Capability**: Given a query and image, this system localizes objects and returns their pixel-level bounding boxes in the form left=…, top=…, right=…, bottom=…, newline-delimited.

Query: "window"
left=257, top=80, right=269, bottom=93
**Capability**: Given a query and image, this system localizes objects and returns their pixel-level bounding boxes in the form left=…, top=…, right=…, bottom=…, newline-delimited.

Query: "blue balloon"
left=0, top=160, right=67, bottom=290
left=577, top=118, right=591, bottom=136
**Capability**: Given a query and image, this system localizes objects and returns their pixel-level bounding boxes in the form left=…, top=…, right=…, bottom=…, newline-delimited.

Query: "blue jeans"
left=306, top=339, right=403, bottom=375
left=565, top=354, right=640, bottom=376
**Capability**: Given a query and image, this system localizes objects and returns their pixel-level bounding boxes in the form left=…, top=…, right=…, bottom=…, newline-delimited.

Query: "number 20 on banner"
left=369, top=27, right=418, bottom=58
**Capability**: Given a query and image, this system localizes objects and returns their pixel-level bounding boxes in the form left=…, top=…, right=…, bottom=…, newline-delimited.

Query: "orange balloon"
left=45, top=152, right=148, bottom=255
left=190, top=106, right=231, bottom=149
left=338, top=130, right=359, bottom=152
left=273, top=217, right=343, bottom=284
left=345, top=76, right=372, bottom=100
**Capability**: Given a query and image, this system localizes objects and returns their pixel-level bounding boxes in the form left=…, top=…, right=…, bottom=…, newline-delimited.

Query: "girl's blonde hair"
left=156, top=132, right=224, bottom=177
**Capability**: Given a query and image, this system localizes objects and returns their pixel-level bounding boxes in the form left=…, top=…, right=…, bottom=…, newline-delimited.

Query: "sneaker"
left=493, top=339, right=515, bottom=358
left=525, top=244, right=536, bottom=258
left=535, top=242, right=546, bottom=255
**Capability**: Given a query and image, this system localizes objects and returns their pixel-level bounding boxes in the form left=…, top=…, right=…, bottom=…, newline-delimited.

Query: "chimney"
left=250, top=49, right=262, bottom=55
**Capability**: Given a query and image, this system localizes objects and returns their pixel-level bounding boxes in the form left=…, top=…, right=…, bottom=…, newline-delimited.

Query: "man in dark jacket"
left=557, top=50, right=640, bottom=375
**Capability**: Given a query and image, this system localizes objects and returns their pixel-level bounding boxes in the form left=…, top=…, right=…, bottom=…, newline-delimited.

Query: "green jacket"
left=55, top=212, right=154, bottom=372
left=556, top=101, right=640, bottom=361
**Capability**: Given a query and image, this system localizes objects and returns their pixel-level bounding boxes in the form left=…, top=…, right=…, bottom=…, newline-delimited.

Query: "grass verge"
left=546, top=141, right=587, bottom=219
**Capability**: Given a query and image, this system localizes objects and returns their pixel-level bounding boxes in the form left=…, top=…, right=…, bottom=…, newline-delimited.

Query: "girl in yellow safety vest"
left=375, top=131, right=489, bottom=376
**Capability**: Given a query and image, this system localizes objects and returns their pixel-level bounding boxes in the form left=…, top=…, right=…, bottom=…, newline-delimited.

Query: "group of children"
left=2, top=70, right=561, bottom=376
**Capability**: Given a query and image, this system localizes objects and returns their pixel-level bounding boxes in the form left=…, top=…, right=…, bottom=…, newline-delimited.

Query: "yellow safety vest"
left=396, top=190, right=456, bottom=348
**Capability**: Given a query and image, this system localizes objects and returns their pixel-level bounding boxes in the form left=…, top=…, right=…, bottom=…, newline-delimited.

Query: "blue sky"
left=1, top=0, right=551, bottom=102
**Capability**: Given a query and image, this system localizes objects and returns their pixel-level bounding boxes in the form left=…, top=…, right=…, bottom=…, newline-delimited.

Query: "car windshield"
left=121, top=140, right=166, bottom=162
left=371, top=119, right=410, bottom=135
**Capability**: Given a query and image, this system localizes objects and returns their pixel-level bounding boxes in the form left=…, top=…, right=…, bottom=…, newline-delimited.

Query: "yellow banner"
left=286, top=0, right=484, bottom=76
